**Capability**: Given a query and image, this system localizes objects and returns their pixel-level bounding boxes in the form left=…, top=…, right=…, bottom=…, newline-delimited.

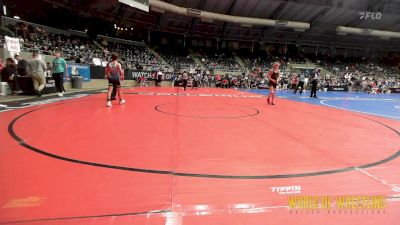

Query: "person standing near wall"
left=156, top=70, right=163, bottom=87
left=0, top=58, right=4, bottom=73
left=203, top=74, right=209, bottom=87
left=26, top=50, right=47, bottom=97
left=182, top=71, right=188, bottom=91
left=1, top=58, right=18, bottom=95
left=14, top=55, right=27, bottom=77
left=171, top=73, right=176, bottom=87
left=52, top=51, right=68, bottom=97
left=46, top=62, right=52, bottom=77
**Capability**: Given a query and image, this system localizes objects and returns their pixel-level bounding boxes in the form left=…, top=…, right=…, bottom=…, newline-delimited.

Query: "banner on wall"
left=390, top=88, right=400, bottom=93
left=89, top=66, right=181, bottom=81
left=67, top=63, right=91, bottom=81
left=5, top=36, right=21, bottom=53
left=327, top=86, right=349, bottom=92
left=129, top=70, right=180, bottom=81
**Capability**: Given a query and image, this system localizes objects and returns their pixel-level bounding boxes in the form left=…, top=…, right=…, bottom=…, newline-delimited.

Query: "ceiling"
left=6, top=0, right=400, bottom=50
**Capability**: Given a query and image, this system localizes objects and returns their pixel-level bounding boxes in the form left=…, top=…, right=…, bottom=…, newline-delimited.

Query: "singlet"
left=271, top=70, right=279, bottom=80
left=107, top=61, right=120, bottom=78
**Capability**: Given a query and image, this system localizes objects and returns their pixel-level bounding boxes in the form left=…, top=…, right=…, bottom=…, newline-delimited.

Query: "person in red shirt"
left=0, top=58, right=4, bottom=73
left=1, top=58, right=17, bottom=95
left=223, top=78, right=229, bottom=88
left=215, top=74, right=221, bottom=88
left=291, top=74, right=298, bottom=89
left=140, top=75, right=146, bottom=86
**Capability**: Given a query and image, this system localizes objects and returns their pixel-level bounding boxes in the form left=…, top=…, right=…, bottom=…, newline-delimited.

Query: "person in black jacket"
left=14, top=55, right=27, bottom=77
left=156, top=70, right=163, bottom=87
left=1, top=58, right=18, bottom=95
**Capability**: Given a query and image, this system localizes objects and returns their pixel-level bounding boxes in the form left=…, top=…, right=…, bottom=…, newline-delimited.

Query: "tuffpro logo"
left=271, top=185, right=301, bottom=195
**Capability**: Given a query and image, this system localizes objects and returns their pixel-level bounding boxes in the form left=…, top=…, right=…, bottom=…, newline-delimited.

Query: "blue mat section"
left=243, top=89, right=400, bottom=120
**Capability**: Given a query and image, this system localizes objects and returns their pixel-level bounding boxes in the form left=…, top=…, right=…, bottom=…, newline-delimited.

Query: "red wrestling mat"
left=0, top=87, right=399, bottom=224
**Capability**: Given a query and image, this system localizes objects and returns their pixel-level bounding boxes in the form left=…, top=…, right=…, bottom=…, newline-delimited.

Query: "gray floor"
left=0, top=87, right=103, bottom=103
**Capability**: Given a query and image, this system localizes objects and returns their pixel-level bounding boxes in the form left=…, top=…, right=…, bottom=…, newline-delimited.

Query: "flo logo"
left=271, top=185, right=301, bottom=195
left=359, top=11, right=382, bottom=20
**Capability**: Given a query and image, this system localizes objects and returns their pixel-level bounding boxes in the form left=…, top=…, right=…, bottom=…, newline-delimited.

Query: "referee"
left=182, top=71, right=188, bottom=91
left=310, top=68, right=321, bottom=98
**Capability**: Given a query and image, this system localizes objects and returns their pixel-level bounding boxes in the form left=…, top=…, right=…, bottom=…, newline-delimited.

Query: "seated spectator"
left=1, top=58, right=18, bottom=95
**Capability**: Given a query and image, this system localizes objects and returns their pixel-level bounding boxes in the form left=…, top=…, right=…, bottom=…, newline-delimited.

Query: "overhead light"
left=187, top=8, right=201, bottom=17
left=241, top=24, right=253, bottom=28
left=151, top=7, right=165, bottom=14
left=125, top=28, right=128, bottom=31
left=294, top=28, right=306, bottom=32
left=131, top=27, right=134, bottom=30
left=337, top=26, right=400, bottom=39
left=119, top=0, right=149, bottom=12
left=13, top=16, right=20, bottom=20
left=360, top=29, right=373, bottom=35
left=275, top=20, right=288, bottom=27
left=201, top=18, right=213, bottom=23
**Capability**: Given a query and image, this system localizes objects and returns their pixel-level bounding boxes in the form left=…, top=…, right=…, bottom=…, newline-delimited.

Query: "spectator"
left=171, top=73, right=176, bottom=87
left=75, top=56, right=82, bottom=64
left=156, top=70, right=163, bottom=87
left=0, top=58, right=4, bottom=73
left=182, top=71, right=188, bottom=91
left=26, top=50, right=47, bottom=97
left=46, top=62, right=52, bottom=77
left=1, top=58, right=18, bottom=95
left=203, top=74, right=209, bottom=87
left=14, top=55, right=28, bottom=77
left=52, top=51, right=68, bottom=97
left=290, top=75, right=298, bottom=89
